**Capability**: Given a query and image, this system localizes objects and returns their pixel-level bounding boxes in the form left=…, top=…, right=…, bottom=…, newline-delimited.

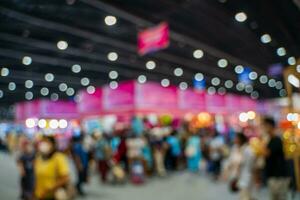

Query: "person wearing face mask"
left=34, top=136, right=70, bottom=200
left=17, top=139, right=35, bottom=200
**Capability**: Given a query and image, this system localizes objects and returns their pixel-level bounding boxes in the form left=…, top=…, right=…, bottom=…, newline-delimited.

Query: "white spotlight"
left=193, top=49, right=204, bottom=59
left=104, top=15, right=117, bottom=26
left=235, top=12, right=247, bottom=22
left=57, top=40, right=68, bottom=50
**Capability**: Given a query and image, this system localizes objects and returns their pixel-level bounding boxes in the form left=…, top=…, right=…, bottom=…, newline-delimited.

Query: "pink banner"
left=15, top=100, right=78, bottom=120
left=206, top=94, right=226, bottom=113
left=225, top=94, right=242, bottom=113
left=78, top=88, right=102, bottom=116
left=40, top=100, right=78, bottom=119
left=240, top=97, right=257, bottom=111
left=24, top=100, right=40, bottom=119
left=103, top=81, right=135, bottom=111
left=135, top=82, right=177, bottom=110
left=177, top=89, right=206, bottom=112
left=15, top=102, right=25, bottom=121
left=138, top=22, right=169, bottom=55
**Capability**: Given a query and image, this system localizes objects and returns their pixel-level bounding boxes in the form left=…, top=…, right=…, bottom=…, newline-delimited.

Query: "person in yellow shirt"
left=35, top=136, right=70, bottom=200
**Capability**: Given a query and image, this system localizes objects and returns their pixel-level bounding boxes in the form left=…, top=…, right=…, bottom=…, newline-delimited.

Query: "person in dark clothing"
left=72, top=136, right=89, bottom=196
left=17, top=140, right=35, bottom=200
left=262, top=117, right=290, bottom=200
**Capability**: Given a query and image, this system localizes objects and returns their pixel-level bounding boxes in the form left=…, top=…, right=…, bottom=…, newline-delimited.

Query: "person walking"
left=94, top=133, right=111, bottom=183
left=262, top=117, right=290, bottom=200
left=17, top=139, right=35, bottom=200
left=34, top=136, right=70, bottom=200
left=71, top=135, right=89, bottom=196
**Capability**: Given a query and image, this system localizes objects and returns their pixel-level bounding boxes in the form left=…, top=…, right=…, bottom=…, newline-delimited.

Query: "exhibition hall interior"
left=0, top=0, right=300, bottom=200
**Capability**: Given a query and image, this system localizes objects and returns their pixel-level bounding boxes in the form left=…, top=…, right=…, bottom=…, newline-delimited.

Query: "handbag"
left=229, top=178, right=239, bottom=193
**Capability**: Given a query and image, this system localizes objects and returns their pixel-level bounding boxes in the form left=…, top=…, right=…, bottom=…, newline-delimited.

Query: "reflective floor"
left=0, top=152, right=271, bottom=200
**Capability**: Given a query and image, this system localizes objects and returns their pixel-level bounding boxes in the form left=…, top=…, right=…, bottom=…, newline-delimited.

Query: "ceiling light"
left=107, top=52, right=118, bottom=61
left=8, top=82, right=16, bottom=91
left=268, top=79, right=276, bottom=87
left=104, top=15, right=117, bottom=26
left=109, top=81, right=118, bottom=89
left=45, top=73, right=54, bottom=82
left=217, top=59, right=228, bottom=68
left=251, top=91, right=259, bottom=99
left=50, top=93, right=59, bottom=101
left=25, top=80, right=34, bottom=89
left=275, top=81, right=283, bottom=90
left=235, top=12, right=247, bottom=22
left=146, top=60, right=156, bottom=70
left=137, top=75, right=147, bottom=84
left=57, top=40, right=68, bottom=50
left=211, top=77, right=221, bottom=86
left=207, top=86, right=216, bottom=95
left=109, top=71, right=118, bottom=79
left=245, top=85, right=253, bottom=93
left=249, top=71, right=258, bottom=80
left=22, top=56, right=32, bottom=65
left=194, top=73, right=204, bottom=81
left=66, top=87, right=75, bottom=96
left=193, top=49, right=204, bottom=59
left=74, top=94, right=81, bottom=103
left=174, top=67, right=183, bottom=77
left=25, top=91, right=33, bottom=100
left=279, top=89, right=286, bottom=97
left=59, top=83, right=68, bottom=92
left=217, top=87, right=226, bottom=95
left=235, top=65, right=244, bottom=74
left=225, top=80, right=234, bottom=88
left=236, top=82, right=245, bottom=91
left=161, top=79, right=170, bottom=87
left=288, top=74, right=300, bottom=88
left=72, top=64, right=81, bottom=73
left=81, top=77, right=90, bottom=86
left=40, top=87, right=49, bottom=96
left=87, top=86, right=95, bottom=94
left=1, top=68, right=9, bottom=77
left=179, top=82, right=188, bottom=90
left=260, top=34, right=272, bottom=44
left=259, top=75, right=268, bottom=84
left=276, top=47, right=286, bottom=56
left=288, top=57, right=296, bottom=65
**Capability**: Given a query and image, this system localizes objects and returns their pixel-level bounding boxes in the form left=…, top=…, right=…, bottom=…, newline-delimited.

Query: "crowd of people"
left=0, top=116, right=295, bottom=200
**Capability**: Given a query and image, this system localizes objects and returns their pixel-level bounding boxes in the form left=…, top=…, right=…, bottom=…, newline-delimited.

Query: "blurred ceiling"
left=0, top=0, right=299, bottom=106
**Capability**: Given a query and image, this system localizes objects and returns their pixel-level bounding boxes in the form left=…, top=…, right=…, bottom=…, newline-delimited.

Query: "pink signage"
left=15, top=100, right=78, bottom=120
left=24, top=100, right=40, bottom=119
left=40, top=100, right=78, bottom=119
left=15, top=102, right=25, bottom=121
left=177, top=89, right=206, bottom=112
left=240, top=97, right=257, bottom=111
left=135, top=82, right=177, bottom=110
left=206, top=94, right=226, bottom=113
left=103, top=81, right=134, bottom=110
left=138, top=22, right=169, bottom=55
left=225, top=94, right=242, bottom=113
left=78, top=88, right=102, bottom=116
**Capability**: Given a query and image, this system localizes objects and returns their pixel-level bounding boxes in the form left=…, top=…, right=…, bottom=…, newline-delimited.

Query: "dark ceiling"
left=0, top=0, right=299, bottom=107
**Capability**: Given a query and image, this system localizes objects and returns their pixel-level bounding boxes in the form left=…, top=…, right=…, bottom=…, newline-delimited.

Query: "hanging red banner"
left=138, top=22, right=169, bottom=55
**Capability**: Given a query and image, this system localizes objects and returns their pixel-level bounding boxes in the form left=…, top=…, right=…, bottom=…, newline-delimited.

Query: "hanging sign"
left=138, top=22, right=169, bottom=55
